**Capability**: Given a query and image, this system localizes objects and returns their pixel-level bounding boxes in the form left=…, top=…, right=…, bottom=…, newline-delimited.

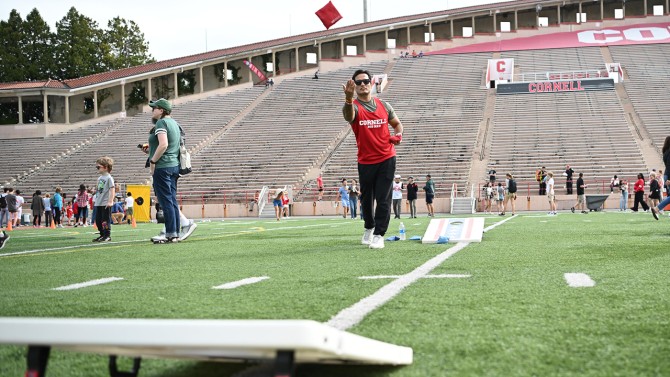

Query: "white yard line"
left=327, top=216, right=515, bottom=331
left=358, top=274, right=471, bottom=280
left=0, top=240, right=140, bottom=257
left=212, top=276, right=270, bottom=290
left=326, top=242, right=470, bottom=331
left=52, top=277, right=124, bottom=291
left=564, top=273, right=595, bottom=287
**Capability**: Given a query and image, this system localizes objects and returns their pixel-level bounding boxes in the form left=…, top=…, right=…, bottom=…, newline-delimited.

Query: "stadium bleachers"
left=8, top=87, right=265, bottom=197
left=304, top=53, right=490, bottom=200
left=609, top=44, right=670, bottom=152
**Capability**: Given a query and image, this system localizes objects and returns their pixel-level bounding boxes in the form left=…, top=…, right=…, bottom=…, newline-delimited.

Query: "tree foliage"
left=0, top=7, right=154, bottom=82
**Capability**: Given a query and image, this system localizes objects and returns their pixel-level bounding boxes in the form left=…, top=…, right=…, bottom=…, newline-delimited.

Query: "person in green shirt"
left=148, top=98, right=182, bottom=243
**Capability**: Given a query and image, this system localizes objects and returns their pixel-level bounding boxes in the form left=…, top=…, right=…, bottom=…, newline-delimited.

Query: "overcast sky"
left=2, top=1, right=509, bottom=61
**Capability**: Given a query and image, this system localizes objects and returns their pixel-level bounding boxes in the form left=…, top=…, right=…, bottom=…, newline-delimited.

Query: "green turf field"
left=1, top=212, right=669, bottom=376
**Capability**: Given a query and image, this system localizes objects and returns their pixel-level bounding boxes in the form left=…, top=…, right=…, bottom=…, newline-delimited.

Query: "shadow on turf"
left=157, top=361, right=401, bottom=377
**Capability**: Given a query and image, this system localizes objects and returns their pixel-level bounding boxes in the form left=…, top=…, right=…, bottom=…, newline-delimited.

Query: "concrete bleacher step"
left=451, top=197, right=475, bottom=214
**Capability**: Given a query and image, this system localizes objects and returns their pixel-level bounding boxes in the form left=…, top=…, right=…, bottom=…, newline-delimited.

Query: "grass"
left=0, top=212, right=669, bottom=376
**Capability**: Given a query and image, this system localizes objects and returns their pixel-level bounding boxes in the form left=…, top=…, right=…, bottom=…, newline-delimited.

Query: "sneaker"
left=74, top=223, right=78, bottom=228
left=92, top=236, right=103, bottom=242
left=581, top=211, right=588, bottom=214
left=57, top=224, right=63, bottom=228
left=151, top=232, right=167, bottom=242
left=99, top=236, right=111, bottom=242
left=651, top=207, right=659, bottom=220
left=361, top=228, right=373, bottom=245
left=0, top=232, right=9, bottom=250
left=369, top=235, right=385, bottom=249
left=179, top=221, right=198, bottom=241
left=571, top=207, right=575, bottom=213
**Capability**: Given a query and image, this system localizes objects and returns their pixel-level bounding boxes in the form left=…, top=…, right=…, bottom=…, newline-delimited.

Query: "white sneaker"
left=151, top=232, right=167, bottom=242
left=369, top=235, right=385, bottom=249
left=361, top=228, right=373, bottom=245
left=179, top=221, right=198, bottom=241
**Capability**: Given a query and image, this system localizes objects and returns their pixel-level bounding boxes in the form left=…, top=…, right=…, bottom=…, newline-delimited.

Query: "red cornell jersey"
left=351, top=98, right=395, bottom=164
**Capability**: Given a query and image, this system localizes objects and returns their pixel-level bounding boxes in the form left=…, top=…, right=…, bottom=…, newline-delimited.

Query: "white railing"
left=513, top=70, right=607, bottom=83
left=257, top=186, right=269, bottom=217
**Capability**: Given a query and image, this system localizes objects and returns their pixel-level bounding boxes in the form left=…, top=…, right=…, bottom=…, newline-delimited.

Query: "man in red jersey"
left=342, top=69, right=404, bottom=249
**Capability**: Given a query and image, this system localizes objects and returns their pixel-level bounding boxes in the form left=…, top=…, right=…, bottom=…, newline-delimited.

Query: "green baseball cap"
left=149, top=98, right=172, bottom=111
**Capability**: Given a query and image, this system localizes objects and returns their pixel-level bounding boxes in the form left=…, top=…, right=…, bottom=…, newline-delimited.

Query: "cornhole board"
left=0, top=318, right=412, bottom=377
left=422, top=217, right=485, bottom=244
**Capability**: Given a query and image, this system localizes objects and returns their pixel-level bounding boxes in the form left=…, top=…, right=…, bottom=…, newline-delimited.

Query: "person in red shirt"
left=632, top=173, right=650, bottom=212
left=343, top=69, right=404, bottom=249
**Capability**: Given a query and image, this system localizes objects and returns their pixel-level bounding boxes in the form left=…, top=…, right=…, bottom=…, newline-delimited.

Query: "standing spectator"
left=564, top=165, right=574, bottom=194
left=503, top=173, right=517, bottom=215
left=15, top=190, right=24, bottom=227
left=406, top=177, right=419, bottom=219
left=343, top=69, right=404, bottom=249
left=147, top=98, right=182, bottom=243
left=273, top=189, right=283, bottom=221
left=316, top=173, right=324, bottom=201
left=496, top=182, right=505, bottom=215
left=64, top=201, right=74, bottom=226
left=349, top=179, right=360, bottom=219
left=619, top=179, right=629, bottom=212
left=93, top=156, right=115, bottom=242
left=652, top=136, right=670, bottom=220
left=392, top=174, right=403, bottom=219
left=546, top=171, right=556, bottom=215
left=535, top=167, right=546, bottom=195
left=571, top=173, right=587, bottom=214
left=488, top=167, right=496, bottom=183
left=482, top=182, right=493, bottom=214
left=43, top=193, right=52, bottom=227
left=5, top=188, right=18, bottom=227
left=0, top=187, right=8, bottom=228
left=424, top=174, right=435, bottom=217
left=75, top=185, right=90, bottom=227
left=631, top=173, right=650, bottom=212
left=31, top=190, right=44, bottom=227
left=125, top=192, right=134, bottom=224
left=337, top=178, right=350, bottom=219
left=649, top=172, right=661, bottom=210
left=282, top=191, right=290, bottom=218
left=52, top=187, right=63, bottom=228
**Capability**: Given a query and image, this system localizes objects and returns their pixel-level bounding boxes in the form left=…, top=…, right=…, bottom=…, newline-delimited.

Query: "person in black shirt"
left=565, top=165, right=574, bottom=194
left=571, top=173, right=587, bottom=213
left=488, top=168, right=496, bottom=183
left=406, top=177, right=419, bottom=218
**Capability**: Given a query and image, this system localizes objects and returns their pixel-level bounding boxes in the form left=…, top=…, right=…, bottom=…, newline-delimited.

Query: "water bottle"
left=399, top=222, right=406, bottom=241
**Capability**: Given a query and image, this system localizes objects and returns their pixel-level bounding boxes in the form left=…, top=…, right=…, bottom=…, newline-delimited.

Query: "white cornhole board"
left=422, top=218, right=485, bottom=243
left=0, top=318, right=412, bottom=368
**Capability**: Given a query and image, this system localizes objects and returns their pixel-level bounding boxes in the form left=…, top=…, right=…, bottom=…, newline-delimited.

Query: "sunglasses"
left=354, top=79, right=371, bottom=85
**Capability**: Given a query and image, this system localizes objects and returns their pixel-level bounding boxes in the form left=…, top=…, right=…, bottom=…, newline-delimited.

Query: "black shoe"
left=652, top=207, right=659, bottom=220
left=571, top=207, right=575, bottom=213
left=92, top=236, right=103, bottom=242
left=581, top=211, right=588, bottom=214
left=0, top=232, right=9, bottom=250
left=99, top=236, right=111, bottom=242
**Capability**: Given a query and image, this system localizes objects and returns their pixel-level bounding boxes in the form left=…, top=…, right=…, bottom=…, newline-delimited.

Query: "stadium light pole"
left=364, top=0, right=368, bottom=22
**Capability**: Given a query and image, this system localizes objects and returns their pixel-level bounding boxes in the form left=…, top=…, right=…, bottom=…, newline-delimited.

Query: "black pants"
left=33, top=214, right=41, bottom=226
left=566, top=179, right=573, bottom=194
left=632, top=191, right=649, bottom=212
left=53, top=207, right=61, bottom=225
left=95, top=206, right=112, bottom=238
left=358, top=157, right=395, bottom=236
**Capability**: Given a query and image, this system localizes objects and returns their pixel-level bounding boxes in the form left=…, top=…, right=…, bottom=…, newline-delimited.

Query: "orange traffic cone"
left=6, top=220, right=12, bottom=232
left=131, top=216, right=137, bottom=228
left=50, top=219, right=56, bottom=229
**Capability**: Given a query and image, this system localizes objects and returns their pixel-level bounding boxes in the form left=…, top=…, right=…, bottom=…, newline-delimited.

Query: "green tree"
left=23, top=9, right=55, bottom=80
left=104, top=17, right=154, bottom=70
left=53, top=7, right=108, bottom=80
left=0, top=10, right=27, bottom=82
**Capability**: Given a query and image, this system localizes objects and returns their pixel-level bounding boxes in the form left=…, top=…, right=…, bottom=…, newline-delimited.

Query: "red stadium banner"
left=316, top=1, right=343, bottom=30
left=243, top=60, right=267, bottom=82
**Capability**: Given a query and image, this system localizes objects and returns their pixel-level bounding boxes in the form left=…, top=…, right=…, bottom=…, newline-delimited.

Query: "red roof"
left=0, top=0, right=553, bottom=91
